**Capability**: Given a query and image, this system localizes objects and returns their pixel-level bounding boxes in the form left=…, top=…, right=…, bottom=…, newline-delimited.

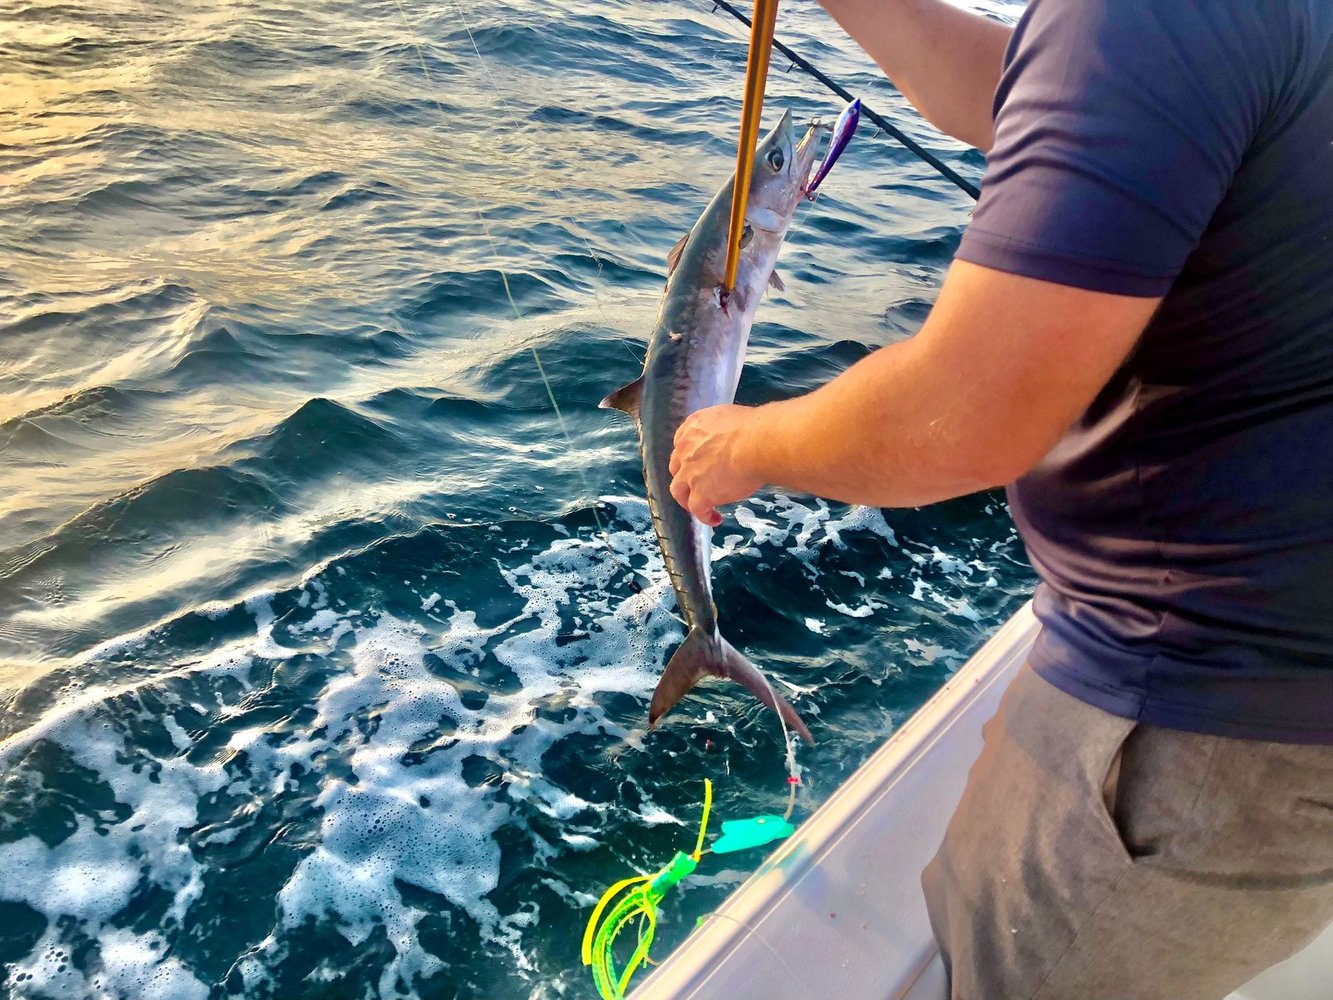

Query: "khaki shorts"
left=922, top=664, right=1333, bottom=1000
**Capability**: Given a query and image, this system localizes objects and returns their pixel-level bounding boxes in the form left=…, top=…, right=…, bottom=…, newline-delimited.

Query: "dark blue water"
left=0, top=1, right=1029, bottom=996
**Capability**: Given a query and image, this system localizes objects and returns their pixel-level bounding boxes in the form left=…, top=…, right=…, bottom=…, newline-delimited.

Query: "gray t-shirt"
left=957, top=0, right=1333, bottom=742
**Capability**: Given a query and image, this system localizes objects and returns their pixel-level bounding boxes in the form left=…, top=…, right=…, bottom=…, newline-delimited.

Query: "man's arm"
left=668, top=261, right=1159, bottom=524
left=819, top=0, right=1012, bottom=150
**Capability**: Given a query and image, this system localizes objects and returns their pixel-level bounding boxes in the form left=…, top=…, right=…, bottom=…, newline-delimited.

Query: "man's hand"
left=668, top=404, right=764, bottom=527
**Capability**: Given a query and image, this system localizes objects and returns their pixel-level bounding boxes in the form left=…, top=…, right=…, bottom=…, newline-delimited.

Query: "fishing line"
left=390, top=0, right=640, bottom=587
left=692, top=910, right=819, bottom=990
left=755, top=674, right=802, bottom=819
left=447, top=0, right=626, bottom=340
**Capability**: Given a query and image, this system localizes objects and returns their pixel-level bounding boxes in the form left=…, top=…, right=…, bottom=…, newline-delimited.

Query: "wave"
left=231, top=397, right=409, bottom=481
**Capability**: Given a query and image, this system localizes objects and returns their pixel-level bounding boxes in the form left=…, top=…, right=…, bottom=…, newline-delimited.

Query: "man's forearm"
left=819, top=0, right=1012, bottom=150
left=735, top=338, right=998, bottom=509
left=710, top=263, right=1159, bottom=512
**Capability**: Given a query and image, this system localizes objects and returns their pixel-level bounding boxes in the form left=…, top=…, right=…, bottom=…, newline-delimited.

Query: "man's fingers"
left=686, top=488, right=721, bottom=527
left=689, top=498, right=722, bottom=527
left=670, top=475, right=690, bottom=511
left=670, top=411, right=728, bottom=526
left=671, top=473, right=721, bottom=528
left=670, top=419, right=696, bottom=475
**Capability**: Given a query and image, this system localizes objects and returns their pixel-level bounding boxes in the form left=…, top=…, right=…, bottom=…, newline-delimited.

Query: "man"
left=668, top=0, right=1333, bottom=997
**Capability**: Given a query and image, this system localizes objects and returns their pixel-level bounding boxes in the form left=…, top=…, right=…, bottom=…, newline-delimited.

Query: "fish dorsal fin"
left=768, top=270, right=786, bottom=293
left=666, top=233, right=689, bottom=276
left=599, top=375, right=644, bottom=420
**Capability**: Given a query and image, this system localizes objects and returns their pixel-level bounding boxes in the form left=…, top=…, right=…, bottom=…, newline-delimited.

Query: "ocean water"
left=0, top=0, right=1031, bottom=996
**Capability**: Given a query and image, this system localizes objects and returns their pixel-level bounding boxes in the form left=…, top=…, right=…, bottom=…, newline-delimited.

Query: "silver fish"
left=601, top=110, right=819, bottom=743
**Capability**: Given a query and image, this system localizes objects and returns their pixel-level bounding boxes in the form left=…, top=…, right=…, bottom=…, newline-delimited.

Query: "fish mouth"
left=794, top=122, right=822, bottom=190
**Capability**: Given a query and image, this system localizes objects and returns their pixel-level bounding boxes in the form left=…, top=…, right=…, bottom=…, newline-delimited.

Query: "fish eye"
left=766, top=148, right=784, bottom=172
left=740, top=223, right=754, bottom=249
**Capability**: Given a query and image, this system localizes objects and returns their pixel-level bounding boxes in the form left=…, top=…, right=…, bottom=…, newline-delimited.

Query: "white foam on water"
left=929, top=547, right=969, bottom=574
left=636, top=797, right=685, bottom=827
left=430, top=601, right=511, bottom=674
left=826, top=598, right=883, bottom=619
left=1, top=822, right=142, bottom=923
left=7, top=924, right=209, bottom=1000
left=540, top=876, right=599, bottom=909
left=0, top=702, right=230, bottom=998
left=731, top=505, right=785, bottom=550
left=77, top=625, right=153, bottom=664
left=822, top=504, right=899, bottom=548
left=934, top=594, right=982, bottom=622
left=0, top=493, right=997, bottom=996
left=287, top=607, right=342, bottom=636
left=244, top=593, right=300, bottom=660
left=731, top=496, right=899, bottom=580
left=246, top=509, right=683, bottom=990
left=163, top=714, right=193, bottom=751
left=0, top=642, right=253, bottom=766
left=711, top=532, right=747, bottom=562
left=272, top=617, right=493, bottom=992
left=93, top=930, right=210, bottom=1000
left=7, top=929, right=83, bottom=996
left=904, top=638, right=961, bottom=666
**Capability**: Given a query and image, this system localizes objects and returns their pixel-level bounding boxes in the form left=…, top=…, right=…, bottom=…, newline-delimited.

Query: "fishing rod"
left=707, top=0, right=982, bottom=201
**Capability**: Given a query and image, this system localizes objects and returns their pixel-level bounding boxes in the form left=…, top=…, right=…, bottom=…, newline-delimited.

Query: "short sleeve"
left=957, top=0, right=1284, bottom=297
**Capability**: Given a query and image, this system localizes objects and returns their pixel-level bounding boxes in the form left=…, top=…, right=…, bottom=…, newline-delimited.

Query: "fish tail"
left=649, top=627, right=814, bottom=743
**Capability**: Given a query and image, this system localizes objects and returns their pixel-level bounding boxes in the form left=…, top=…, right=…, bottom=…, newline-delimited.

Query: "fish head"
left=743, top=109, right=821, bottom=236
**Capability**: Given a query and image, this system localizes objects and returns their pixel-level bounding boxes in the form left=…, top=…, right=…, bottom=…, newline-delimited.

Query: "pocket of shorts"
left=1091, top=720, right=1139, bottom=867
left=1292, top=795, right=1333, bottom=820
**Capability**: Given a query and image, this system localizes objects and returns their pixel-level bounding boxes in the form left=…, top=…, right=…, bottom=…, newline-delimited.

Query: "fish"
left=600, top=110, right=820, bottom=743
left=806, top=97, right=860, bottom=199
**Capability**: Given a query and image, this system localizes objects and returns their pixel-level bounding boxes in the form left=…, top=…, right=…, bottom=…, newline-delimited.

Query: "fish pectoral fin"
left=768, top=270, right=786, bottom=293
left=666, top=233, right=689, bottom=277
left=598, top=375, right=645, bottom=420
left=649, top=628, right=815, bottom=744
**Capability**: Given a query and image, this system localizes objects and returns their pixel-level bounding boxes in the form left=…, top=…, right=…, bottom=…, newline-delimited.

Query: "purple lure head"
left=806, top=98, right=861, bottom=198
